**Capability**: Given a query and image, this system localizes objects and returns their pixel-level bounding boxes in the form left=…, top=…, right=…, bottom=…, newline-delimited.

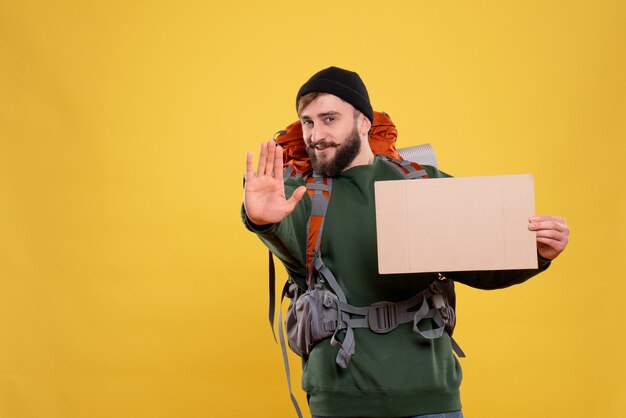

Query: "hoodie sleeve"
left=241, top=178, right=309, bottom=289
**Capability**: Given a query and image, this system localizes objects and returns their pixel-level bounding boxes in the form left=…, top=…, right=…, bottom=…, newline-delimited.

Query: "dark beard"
left=306, top=125, right=362, bottom=177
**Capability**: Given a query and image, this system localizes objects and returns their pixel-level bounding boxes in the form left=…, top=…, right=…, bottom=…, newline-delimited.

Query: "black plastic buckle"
left=368, top=301, right=398, bottom=334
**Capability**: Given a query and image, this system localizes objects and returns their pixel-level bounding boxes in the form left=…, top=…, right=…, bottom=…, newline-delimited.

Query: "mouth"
left=310, top=141, right=338, bottom=151
left=313, top=144, right=338, bottom=160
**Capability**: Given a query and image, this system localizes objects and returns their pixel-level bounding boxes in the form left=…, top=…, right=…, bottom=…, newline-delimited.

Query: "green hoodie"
left=243, top=158, right=549, bottom=417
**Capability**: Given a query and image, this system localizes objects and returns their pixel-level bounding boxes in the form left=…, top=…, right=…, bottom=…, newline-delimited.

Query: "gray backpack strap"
left=412, top=294, right=446, bottom=339
left=332, top=281, right=448, bottom=338
left=305, top=173, right=357, bottom=367
left=305, top=174, right=332, bottom=287
left=283, top=165, right=296, bottom=179
left=277, top=281, right=304, bottom=418
left=376, top=155, right=429, bottom=179
left=451, top=338, right=466, bottom=358
left=312, top=253, right=356, bottom=368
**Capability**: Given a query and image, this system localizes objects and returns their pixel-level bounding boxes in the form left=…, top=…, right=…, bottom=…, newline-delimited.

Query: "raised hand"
left=528, top=215, right=570, bottom=260
left=244, top=140, right=307, bottom=225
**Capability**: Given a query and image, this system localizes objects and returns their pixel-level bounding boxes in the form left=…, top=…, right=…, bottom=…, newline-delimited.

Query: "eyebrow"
left=300, top=111, right=341, bottom=120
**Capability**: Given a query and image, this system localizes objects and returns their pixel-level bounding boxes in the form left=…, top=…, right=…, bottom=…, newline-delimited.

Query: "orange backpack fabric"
left=275, top=111, right=402, bottom=175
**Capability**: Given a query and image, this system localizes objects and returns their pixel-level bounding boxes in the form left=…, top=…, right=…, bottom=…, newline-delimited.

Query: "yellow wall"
left=1, top=1, right=624, bottom=417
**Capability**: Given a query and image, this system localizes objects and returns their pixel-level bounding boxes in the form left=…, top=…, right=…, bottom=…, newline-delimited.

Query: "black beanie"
left=296, top=66, right=374, bottom=123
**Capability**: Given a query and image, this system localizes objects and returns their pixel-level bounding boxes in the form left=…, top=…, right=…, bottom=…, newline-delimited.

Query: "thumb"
left=286, top=186, right=307, bottom=209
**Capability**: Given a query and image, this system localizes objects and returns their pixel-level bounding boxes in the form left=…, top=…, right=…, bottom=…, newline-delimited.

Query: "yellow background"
left=1, top=1, right=624, bottom=417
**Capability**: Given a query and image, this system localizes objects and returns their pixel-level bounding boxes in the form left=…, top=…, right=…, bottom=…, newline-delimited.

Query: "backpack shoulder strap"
left=303, top=174, right=360, bottom=367
left=268, top=170, right=309, bottom=341
left=267, top=170, right=328, bottom=338
left=305, top=173, right=332, bottom=287
left=376, top=154, right=429, bottom=179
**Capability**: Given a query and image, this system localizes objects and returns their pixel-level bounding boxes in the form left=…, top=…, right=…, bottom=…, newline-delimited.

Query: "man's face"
left=299, top=94, right=363, bottom=177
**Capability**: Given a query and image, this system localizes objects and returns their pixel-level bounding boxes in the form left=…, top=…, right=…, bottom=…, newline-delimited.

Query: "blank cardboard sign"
left=375, top=174, right=538, bottom=274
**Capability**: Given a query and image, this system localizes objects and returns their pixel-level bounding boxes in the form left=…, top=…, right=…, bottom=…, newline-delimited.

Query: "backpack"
left=266, top=112, right=463, bottom=418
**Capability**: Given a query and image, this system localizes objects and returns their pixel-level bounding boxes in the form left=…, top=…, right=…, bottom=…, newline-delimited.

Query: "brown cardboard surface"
left=375, top=174, right=538, bottom=274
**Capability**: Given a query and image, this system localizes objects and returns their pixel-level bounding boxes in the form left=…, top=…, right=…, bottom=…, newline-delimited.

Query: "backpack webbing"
left=305, top=174, right=332, bottom=287
left=277, top=280, right=304, bottom=418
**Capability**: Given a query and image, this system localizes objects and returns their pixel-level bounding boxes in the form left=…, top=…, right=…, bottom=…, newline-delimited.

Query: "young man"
left=242, top=67, right=569, bottom=418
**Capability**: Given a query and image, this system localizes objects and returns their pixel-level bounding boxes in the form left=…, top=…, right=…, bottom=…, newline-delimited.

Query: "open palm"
left=244, top=140, right=306, bottom=225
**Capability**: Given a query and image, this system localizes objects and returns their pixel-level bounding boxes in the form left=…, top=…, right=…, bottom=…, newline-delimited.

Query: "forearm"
left=241, top=178, right=310, bottom=287
left=444, top=255, right=551, bottom=290
left=242, top=206, right=306, bottom=280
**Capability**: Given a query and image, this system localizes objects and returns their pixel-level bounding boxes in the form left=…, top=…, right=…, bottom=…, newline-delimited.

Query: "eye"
left=301, top=119, right=312, bottom=126
left=325, top=116, right=335, bottom=123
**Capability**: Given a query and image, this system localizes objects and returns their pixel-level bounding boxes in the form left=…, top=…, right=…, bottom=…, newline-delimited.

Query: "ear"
left=360, top=114, right=372, bottom=136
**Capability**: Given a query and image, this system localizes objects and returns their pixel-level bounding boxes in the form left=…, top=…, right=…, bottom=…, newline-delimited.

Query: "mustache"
left=306, top=140, right=339, bottom=150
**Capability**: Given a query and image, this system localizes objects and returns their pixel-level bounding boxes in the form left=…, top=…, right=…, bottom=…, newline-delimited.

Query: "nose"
left=310, top=124, right=327, bottom=144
